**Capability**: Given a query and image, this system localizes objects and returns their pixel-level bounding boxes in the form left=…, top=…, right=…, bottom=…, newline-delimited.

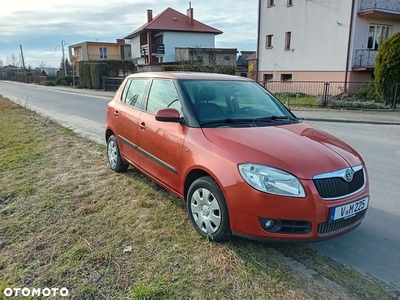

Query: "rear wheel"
left=187, top=176, right=231, bottom=242
left=107, top=135, right=129, bottom=172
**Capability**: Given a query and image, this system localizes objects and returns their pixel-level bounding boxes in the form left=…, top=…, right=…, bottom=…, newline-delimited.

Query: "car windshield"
left=180, top=80, right=296, bottom=126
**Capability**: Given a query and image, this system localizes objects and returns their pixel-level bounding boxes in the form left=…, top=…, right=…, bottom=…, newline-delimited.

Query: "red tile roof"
left=125, top=7, right=222, bottom=39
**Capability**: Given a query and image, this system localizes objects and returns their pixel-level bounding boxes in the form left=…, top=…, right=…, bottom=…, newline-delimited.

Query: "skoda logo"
left=344, top=168, right=354, bottom=182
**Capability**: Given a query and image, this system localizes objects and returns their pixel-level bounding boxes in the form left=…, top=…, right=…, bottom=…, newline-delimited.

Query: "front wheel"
left=107, top=135, right=129, bottom=172
left=187, top=176, right=231, bottom=242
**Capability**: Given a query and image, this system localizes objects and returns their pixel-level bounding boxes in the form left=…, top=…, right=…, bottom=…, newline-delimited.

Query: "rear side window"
left=146, top=79, right=180, bottom=114
left=121, top=79, right=149, bottom=109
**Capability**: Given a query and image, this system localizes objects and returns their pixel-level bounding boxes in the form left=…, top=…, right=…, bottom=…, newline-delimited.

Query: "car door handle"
left=114, top=110, right=119, bottom=117
left=139, top=122, right=146, bottom=130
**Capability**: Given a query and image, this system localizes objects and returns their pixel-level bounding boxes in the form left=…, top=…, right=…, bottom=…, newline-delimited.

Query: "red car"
left=105, top=72, right=369, bottom=242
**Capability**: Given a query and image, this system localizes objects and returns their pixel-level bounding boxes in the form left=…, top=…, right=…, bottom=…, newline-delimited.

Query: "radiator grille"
left=313, top=168, right=364, bottom=199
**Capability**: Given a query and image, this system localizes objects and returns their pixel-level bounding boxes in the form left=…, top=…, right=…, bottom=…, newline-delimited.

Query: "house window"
left=281, top=74, right=292, bottom=81
left=224, top=56, right=231, bottom=61
left=367, top=24, right=390, bottom=50
left=264, top=74, right=273, bottom=81
left=99, top=47, right=108, bottom=59
left=266, top=35, right=273, bottom=48
left=285, top=32, right=291, bottom=50
left=287, top=0, right=293, bottom=6
left=155, top=35, right=163, bottom=45
left=267, top=0, right=275, bottom=7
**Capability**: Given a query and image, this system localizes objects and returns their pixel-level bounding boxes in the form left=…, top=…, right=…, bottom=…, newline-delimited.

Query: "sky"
left=0, top=0, right=258, bottom=69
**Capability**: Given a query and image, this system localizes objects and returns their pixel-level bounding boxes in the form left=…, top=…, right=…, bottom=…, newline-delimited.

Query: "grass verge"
left=0, top=96, right=398, bottom=299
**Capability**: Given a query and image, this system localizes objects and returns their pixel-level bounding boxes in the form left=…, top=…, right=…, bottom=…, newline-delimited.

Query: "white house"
left=257, top=0, right=400, bottom=83
left=124, top=5, right=223, bottom=65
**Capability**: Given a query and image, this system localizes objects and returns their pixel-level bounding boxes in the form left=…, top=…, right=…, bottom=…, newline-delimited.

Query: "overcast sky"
left=0, top=0, right=258, bottom=69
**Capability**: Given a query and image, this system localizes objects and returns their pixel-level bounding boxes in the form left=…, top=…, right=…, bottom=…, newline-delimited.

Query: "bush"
left=44, top=81, right=56, bottom=86
left=81, top=63, right=92, bottom=89
left=161, top=64, right=235, bottom=75
left=55, top=76, right=73, bottom=86
left=354, top=82, right=380, bottom=101
left=374, top=32, right=400, bottom=105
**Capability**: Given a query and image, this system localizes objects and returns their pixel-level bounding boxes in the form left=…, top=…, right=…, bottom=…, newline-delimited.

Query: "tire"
left=107, top=135, right=129, bottom=172
left=187, top=176, right=231, bottom=242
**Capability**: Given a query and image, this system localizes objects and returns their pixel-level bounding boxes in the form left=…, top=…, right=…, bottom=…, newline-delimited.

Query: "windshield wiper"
left=254, top=116, right=297, bottom=122
left=200, top=118, right=256, bottom=125
left=200, top=116, right=298, bottom=126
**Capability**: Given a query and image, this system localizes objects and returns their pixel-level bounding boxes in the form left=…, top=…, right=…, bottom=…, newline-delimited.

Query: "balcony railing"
left=359, top=0, right=400, bottom=14
left=151, top=44, right=165, bottom=54
left=140, top=44, right=165, bottom=56
left=353, top=49, right=378, bottom=68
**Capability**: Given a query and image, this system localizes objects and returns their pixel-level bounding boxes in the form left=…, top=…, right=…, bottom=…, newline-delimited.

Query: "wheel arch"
left=183, top=168, right=221, bottom=201
left=105, top=128, right=114, bottom=142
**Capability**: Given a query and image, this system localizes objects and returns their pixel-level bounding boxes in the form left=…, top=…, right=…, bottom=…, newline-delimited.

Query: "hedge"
left=90, top=63, right=108, bottom=89
left=161, top=64, right=235, bottom=75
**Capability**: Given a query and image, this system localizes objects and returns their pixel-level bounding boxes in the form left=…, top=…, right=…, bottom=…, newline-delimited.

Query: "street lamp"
left=55, top=40, right=70, bottom=76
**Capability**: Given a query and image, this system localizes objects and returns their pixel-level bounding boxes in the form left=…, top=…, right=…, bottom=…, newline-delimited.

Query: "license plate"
left=329, top=196, right=369, bottom=222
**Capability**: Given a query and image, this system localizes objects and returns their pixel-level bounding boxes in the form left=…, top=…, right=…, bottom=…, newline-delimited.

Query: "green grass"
left=0, top=96, right=398, bottom=299
left=276, top=96, right=318, bottom=107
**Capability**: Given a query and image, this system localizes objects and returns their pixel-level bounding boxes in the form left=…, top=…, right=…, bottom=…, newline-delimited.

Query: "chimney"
left=147, top=9, right=153, bottom=23
left=186, top=2, right=194, bottom=26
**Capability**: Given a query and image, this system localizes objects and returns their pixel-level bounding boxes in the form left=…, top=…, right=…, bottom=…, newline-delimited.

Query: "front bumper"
left=223, top=180, right=369, bottom=242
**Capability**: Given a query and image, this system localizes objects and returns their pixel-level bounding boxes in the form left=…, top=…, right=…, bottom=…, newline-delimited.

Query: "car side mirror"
left=155, top=108, right=182, bottom=122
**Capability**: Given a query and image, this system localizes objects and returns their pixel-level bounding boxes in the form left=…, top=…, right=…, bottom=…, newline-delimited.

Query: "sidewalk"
left=292, top=108, right=400, bottom=125
left=51, top=86, right=116, bottom=99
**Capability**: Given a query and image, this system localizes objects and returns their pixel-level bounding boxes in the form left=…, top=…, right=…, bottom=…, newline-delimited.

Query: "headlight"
left=238, top=164, right=306, bottom=197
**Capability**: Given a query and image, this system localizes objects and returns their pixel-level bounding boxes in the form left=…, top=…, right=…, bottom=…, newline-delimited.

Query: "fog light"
left=265, top=220, right=275, bottom=229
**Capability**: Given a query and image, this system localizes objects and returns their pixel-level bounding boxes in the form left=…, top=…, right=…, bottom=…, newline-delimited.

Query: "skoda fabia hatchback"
left=105, top=72, right=369, bottom=242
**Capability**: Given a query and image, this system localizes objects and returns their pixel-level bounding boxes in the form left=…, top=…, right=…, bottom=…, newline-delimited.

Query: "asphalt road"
left=1, top=81, right=400, bottom=289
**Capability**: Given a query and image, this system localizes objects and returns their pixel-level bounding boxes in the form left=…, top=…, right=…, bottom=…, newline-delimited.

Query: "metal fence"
left=258, top=81, right=399, bottom=110
left=103, top=77, right=124, bottom=91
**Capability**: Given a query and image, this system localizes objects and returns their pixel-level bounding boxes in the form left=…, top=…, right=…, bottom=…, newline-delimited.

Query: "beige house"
left=68, top=39, right=131, bottom=74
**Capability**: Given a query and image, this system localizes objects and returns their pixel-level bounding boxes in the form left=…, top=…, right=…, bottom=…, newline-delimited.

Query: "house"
left=0, top=65, right=23, bottom=80
left=236, top=51, right=256, bottom=77
left=175, top=47, right=237, bottom=66
left=257, top=0, right=400, bottom=83
left=68, top=39, right=131, bottom=74
left=246, top=52, right=257, bottom=80
left=124, top=4, right=223, bottom=66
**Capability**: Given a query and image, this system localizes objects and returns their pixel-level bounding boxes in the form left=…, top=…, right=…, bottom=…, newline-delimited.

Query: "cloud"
left=0, top=0, right=258, bottom=67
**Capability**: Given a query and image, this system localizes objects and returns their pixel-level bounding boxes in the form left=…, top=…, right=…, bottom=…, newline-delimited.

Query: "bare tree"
left=39, top=61, right=47, bottom=68
left=0, top=59, right=3, bottom=68
left=7, top=54, right=18, bottom=66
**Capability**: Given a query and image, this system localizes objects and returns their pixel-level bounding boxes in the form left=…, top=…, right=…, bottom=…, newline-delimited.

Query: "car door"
left=115, top=78, right=150, bottom=167
left=137, top=79, right=188, bottom=193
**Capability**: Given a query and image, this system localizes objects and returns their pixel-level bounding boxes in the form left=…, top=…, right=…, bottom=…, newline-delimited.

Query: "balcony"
left=359, top=0, right=400, bottom=18
left=353, top=49, right=378, bottom=69
left=151, top=44, right=165, bottom=54
left=140, top=44, right=165, bottom=56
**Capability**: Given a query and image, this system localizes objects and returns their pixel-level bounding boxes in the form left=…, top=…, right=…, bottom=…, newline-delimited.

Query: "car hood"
left=202, top=123, right=363, bottom=179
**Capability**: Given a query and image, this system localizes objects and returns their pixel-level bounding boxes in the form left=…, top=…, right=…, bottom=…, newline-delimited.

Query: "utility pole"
left=55, top=40, right=69, bottom=76
left=20, top=44, right=27, bottom=83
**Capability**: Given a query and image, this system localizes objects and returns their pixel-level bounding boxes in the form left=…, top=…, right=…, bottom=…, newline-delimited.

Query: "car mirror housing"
left=155, top=108, right=182, bottom=122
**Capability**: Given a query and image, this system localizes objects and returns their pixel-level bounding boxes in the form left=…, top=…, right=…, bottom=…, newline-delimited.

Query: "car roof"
left=125, top=72, right=252, bottom=81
